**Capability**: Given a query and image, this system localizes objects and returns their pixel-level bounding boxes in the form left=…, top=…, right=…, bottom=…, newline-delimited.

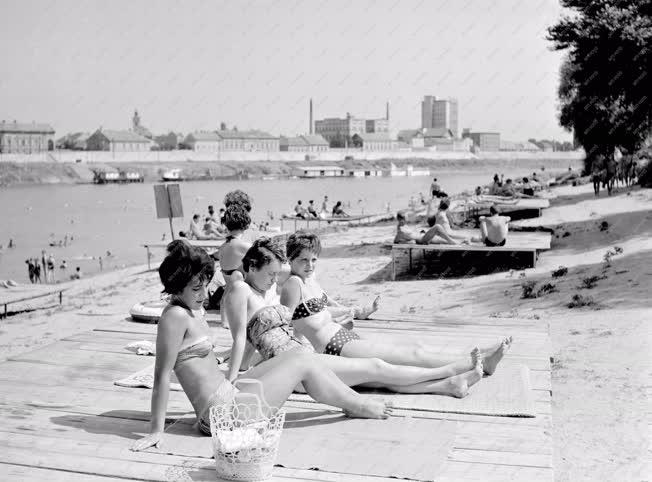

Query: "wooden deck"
left=280, top=213, right=393, bottom=232
left=0, top=312, right=553, bottom=481
left=389, top=231, right=552, bottom=279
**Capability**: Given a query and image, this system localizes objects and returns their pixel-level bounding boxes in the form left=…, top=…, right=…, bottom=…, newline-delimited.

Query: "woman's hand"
left=131, top=432, right=163, bottom=452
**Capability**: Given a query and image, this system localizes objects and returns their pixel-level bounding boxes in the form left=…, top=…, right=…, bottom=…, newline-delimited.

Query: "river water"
left=0, top=165, right=577, bottom=282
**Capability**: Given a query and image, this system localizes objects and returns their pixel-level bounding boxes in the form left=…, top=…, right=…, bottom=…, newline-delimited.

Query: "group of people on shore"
left=25, top=251, right=83, bottom=284
left=293, top=195, right=349, bottom=219
left=132, top=189, right=512, bottom=451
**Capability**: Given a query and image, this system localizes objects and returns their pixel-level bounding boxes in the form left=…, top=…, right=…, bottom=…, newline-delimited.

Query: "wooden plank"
left=437, top=460, right=552, bottom=482
left=0, top=464, right=121, bottom=481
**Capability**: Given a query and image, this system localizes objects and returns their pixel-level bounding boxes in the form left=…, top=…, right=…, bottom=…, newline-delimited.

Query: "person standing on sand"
left=321, top=195, right=330, bottom=217
left=41, top=250, right=48, bottom=284
left=46, top=254, right=56, bottom=283
left=26, top=259, right=35, bottom=283
left=33, top=259, right=42, bottom=283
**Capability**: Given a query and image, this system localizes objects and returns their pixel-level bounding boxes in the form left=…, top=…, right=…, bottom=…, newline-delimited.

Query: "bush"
left=568, top=294, right=596, bottom=308
left=521, top=280, right=538, bottom=299
left=580, top=275, right=604, bottom=289
left=552, top=266, right=568, bottom=278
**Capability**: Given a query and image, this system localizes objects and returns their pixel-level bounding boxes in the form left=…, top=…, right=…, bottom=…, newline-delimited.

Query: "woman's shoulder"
left=282, top=275, right=303, bottom=292
left=158, top=304, right=191, bottom=330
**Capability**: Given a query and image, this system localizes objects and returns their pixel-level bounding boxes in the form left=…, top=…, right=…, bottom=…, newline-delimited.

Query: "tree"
left=220, top=122, right=227, bottom=131
left=547, top=1, right=652, bottom=173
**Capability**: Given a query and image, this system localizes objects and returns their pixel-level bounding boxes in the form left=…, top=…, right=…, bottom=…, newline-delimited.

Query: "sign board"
left=154, top=184, right=184, bottom=219
left=154, top=184, right=184, bottom=239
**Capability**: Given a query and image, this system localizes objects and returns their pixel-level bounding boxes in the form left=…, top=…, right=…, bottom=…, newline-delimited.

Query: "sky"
left=0, top=0, right=573, bottom=141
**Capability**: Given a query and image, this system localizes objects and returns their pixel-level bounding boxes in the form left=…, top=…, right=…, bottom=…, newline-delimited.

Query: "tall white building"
left=421, top=96, right=458, bottom=138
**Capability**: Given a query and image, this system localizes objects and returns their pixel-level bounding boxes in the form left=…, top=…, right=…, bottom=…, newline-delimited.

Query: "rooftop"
left=0, top=121, right=55, bottom=134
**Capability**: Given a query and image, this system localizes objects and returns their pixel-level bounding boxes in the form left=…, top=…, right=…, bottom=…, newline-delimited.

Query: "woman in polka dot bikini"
left=225, top=237, right=486, bottom=398
left=281, top=231, right=512, bottom=380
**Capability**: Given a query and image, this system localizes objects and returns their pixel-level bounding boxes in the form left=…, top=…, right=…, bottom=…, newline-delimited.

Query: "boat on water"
left=161, top=168, right=183, bottom=182
left=93, top=170, right=144, bottom=184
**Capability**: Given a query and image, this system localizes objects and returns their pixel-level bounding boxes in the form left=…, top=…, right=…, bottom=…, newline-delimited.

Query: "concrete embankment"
left=0, top=153, right=584, bottom=186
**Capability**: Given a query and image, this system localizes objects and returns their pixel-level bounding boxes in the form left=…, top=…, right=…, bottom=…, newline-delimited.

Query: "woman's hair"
left=242, top=237, right=286, bottom=272
left=224, top=190, right=252, bottom=212
left=158, top=240, right=215, bottom=294
left=223, top=203, right=251, bottom=231
left=439, top=198, right=450, bottom=210
left=286, top=230, right=321, bottom=261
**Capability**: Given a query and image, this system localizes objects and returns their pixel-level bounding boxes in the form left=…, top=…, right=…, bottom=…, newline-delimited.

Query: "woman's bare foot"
left=446, top=357, right=484, bottom=398
left=482, top=337, right=512, bottom=375
left=354, top=296, right=381, bottom=320
left=344, top=399, right=393, bottom=419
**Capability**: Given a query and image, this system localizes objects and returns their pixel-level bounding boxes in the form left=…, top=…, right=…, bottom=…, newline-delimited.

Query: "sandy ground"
left=1, top=183, right=650, bottom=481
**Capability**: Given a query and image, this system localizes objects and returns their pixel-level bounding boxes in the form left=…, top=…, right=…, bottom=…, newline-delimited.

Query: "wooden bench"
left=388, top=230, right=552, bottom=280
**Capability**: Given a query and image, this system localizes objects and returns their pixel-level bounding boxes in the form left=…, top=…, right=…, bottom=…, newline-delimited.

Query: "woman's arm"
left=131, top=308, right=185, bottom=451
left=279, top=276, right=302, bottom=313
left=225, top=283, right=249, bottom=382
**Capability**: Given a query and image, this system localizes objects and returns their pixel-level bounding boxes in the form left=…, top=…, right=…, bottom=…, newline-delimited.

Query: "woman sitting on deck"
left=131, top=240, right=394, bottom=451
left=224, top=237, right=485, bottom=397
left=282, top=231, right=512, bottom=373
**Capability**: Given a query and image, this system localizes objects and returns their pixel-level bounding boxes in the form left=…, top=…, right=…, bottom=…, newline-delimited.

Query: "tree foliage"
left=547, top=0, right=652, bottom=172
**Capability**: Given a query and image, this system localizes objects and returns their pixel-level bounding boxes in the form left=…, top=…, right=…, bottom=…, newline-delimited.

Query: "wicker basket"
left=209, top=379, right=285, bottom=481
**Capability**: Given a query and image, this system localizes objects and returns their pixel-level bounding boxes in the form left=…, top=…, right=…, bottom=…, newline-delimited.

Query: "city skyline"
left=1, top=0, right=572, bottom=141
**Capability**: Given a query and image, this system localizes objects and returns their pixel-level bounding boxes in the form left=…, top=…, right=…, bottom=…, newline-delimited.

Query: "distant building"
left=86, top=129, right=152, bottom=152
left=217, top=129, right=279, bottom=151
left=280, top=134, right=329, bottom=152
left=397, top=129, right=425, bottom=148
left=365, top=118, right=389, bottom=133
left=0, top=121, right=55, bottom=153
left=56, top=132, right=90, bottom=150
left=540, top=141, right=554, bottom=152
left=353, top=133, right=398, bottom=151
left=421, top=96, right=458, bottom=138
left=184, top=131, right=221, bottom=152
left=132, top=110, right=153, bottom=139
left=315, top=113, right=367, bottom=147
left=465, top=131, right=500, bottom=151
left=315, top=108, right=389, bottom=147
left=500, top=140, right=540, bottom=152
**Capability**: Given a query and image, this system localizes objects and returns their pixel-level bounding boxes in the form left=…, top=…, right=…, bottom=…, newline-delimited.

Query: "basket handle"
left=233, top=378, right=271, bottom=420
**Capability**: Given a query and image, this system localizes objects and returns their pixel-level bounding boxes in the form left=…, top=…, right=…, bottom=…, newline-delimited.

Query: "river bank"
left=0, top=182, right=649, bottom=481
left=0, top=155, right=583, bottom=186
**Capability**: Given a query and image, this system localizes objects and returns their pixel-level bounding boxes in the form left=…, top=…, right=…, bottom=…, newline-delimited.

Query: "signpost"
left=154, top=184, right=183, bottom=240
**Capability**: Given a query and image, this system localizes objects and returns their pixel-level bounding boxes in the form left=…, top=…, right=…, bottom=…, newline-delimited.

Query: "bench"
left=387, top=230, right=552, bottom=280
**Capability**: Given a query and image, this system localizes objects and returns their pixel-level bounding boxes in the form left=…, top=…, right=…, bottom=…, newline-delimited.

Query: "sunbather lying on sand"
left=224, top=237, right=484, bottom=397
left=131, top=241, right=394, bottom=451
left=282, top=231, right=512, bottom=373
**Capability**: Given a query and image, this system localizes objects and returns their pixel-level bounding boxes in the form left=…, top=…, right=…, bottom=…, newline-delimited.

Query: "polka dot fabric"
left=291, top=292, right=328, bottom=320
left=323, top=328, right=361, bottom=356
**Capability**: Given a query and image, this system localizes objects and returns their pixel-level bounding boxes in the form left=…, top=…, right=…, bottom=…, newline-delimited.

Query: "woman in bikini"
left=281, top=231, right=512, bottom=374
left=224, top=237, right=485, bottom=397
left=131, top=240, right=394, bottom=452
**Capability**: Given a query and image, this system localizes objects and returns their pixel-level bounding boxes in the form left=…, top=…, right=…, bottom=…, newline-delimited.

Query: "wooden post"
left=146, top=246, right=151, bottom=270
left=391, top=249, right=396, bottom=281
left=59, top=291, right=63, bottom=305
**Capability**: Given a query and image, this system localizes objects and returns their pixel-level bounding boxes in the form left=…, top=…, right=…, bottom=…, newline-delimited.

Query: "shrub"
left=568, top=294, right=596, bottom=308
left=552, top=266, right=568, bottom=278
left=580, top=275, right=604, bottom=289
left=521, top=280, right=538, bottom=299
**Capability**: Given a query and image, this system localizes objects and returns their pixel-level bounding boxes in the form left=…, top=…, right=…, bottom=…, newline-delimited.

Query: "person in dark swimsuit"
left=281, top=231, right=512, bottom=376
left=224, top=238, right=488, bottom=397
left=131, top=240, right=396, bottom=452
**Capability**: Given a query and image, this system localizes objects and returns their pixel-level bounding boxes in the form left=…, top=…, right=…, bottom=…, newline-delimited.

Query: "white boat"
left=162, top=168, right=183, bottom=182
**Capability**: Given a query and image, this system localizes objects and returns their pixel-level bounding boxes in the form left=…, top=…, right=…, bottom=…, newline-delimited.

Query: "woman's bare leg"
left=341, top=335, right=511, bottom=375
left=315, top=349, right=477, bottom=387
left=419, top=225, right=456, bottom=244
left=241, top=350, right=392, bottom=419
left=384, top=357, right=484, bottom=397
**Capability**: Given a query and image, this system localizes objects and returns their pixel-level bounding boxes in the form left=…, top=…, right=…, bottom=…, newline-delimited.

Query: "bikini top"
left=247, top=305, right=293, bottom=345
left=174, top=336, right=213, bottom=369
left=290, top=276, right=328, bottom=320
